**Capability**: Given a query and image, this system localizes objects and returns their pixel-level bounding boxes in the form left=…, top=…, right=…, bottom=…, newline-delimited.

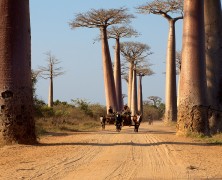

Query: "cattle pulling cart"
left=100, top=113, right=142, bottom=132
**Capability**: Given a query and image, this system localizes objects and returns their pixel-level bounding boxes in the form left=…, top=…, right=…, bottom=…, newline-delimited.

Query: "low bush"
left=34, top=101, right=104, bottom=136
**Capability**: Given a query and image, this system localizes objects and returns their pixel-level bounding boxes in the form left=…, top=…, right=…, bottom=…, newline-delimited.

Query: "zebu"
left=132, top=115, right=142, bottom=132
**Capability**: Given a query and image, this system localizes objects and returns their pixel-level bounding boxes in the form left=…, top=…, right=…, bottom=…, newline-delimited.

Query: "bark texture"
left=204, top=0, right=222, bottom=134
left=177, top=0, right=209, bottom=136
left=131, top=66, right=138, bottom=116
left=114, top=38, right=123, bottom=112
left=127, top=62, right=134, bottom=109
left=101, top=28, right=117, bottom=113
left=137, top=75, right=143, bottom=115
left=165, top=20, right=177, bottom=123
left=0, top=0, right=37, bottom=144
left=48, top=76, right=53, bottom=107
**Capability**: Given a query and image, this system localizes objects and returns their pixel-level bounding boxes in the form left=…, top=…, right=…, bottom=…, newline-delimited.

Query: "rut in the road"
left=62, top=125, right=189, bottom=180
left=0, top=123, right=195, bottom=180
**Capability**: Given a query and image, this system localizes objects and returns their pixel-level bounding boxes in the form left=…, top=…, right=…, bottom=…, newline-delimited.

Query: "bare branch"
left=38, top=51, right=65, bottom=79
left=31, top=69, right=41, bottom=80
left=120, top=41, right=153, bottom=63
left=121, top=61, right=129, bottom=82
left=136, top=62, right=155, bottom=76
left=107, top=25, right=140, bottom=40
left=148, top=96, right=162, bottom=107
left=69, top=7, right=135, bottom=30
left=136, top=0, right=184, bottom=20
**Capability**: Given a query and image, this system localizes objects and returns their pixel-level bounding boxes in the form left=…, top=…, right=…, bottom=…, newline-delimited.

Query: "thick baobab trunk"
left=0, top=0, right=37, bottom=144
left=127, top=62, right=134, bottom=109
left=137, top=75, right=143, bottom=115
left=177, top=0, right=209, bottom=136
left=101, top=27, right=117, bottom=113
left=204, top=0, right=222, bottom=134
left=131, top=65, right=138, bottom=116
left=114, top=38, right=123, bottom=112
left=48, top=76, right=53, bottom=107
left=164, top=20, right=177, bottom=123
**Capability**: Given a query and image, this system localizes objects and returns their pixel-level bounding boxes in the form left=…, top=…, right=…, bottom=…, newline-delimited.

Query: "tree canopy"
left=137, top=0, right=183, bottom=20
left=120, top=41, right=152, bottom=63
left=69, top=7, right=134, bottom=29
left=38, top=52, right=65, bottom=79
left=107, top=26, right=139, bottom=40
left=136, top=63, right=155, bottom=77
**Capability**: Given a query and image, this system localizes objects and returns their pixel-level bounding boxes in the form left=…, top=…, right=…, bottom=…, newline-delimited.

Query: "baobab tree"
left=38, top=52, right=64, bottom=108
left=69, top=8, right=134, bottom=113
left=107, top=26, right=139, bottom=112
left=137, top=65, right=154, bottom=115
left=177, top=0, right=209, bottom=136
left=0, top=1, right=37, bottom=144
left=137, top=0, right=183, bottom=123
left=131, top=64, right=138, bottom=116
left=204, top=0, right=222, bottom=134
left=120, top=41, right=152, bottom=111
left=148, top=96, right=162, bottom=107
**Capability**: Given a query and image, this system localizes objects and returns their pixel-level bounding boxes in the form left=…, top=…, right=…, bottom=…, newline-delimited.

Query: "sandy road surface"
left=0, top=121, right=222, bottom=180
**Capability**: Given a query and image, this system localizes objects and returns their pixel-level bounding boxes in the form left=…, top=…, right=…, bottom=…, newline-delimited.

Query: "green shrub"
left=41, top=106, right=54, bottom=117
left=90, top=103, right=106, bottom=118
left=143, top=104, right=164, bottom=120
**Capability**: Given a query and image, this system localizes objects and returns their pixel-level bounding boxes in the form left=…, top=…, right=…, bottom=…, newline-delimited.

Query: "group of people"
left=100, top=105, right=142, bottom=132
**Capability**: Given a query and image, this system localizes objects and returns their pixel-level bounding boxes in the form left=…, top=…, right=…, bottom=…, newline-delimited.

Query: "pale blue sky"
left=30, top=0, right=183, bottom=105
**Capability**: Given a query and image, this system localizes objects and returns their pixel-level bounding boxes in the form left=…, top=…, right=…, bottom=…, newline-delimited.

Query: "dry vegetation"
left=34, top=99, right=165, bottom=137
left=34, top=100, right=106, bottom=136
left=33, top=99, right=222, bottom=145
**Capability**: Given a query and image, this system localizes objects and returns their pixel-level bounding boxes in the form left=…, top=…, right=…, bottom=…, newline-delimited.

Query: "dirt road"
left=0, top=121, right=222, bottom=180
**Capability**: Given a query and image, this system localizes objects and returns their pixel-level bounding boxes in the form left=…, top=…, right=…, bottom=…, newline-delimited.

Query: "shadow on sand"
left=37, top=137, right=222, bottom=148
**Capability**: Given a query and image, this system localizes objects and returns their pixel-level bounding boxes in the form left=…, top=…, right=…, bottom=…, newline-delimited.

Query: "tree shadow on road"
left=37, top=140, right=222, bottom=147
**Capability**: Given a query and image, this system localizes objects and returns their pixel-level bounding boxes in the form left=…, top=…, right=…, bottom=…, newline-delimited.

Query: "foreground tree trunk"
left=114, top=38, right=123, bottom=112
left=204, top=0, right=222, bottom=134
left=0, top=0, right=37, bottom=144
left=165, top=20, right=177, bottom=123
left=101, top=27, right=117, bottom=113
left=177, top=0, right=209, bottom=136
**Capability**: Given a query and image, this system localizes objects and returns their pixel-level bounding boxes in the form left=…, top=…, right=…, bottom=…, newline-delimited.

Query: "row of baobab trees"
left=70, top=0, right=222, bottom=137
left=69, top=8, right=154, bottom=117
left=0, top=0, right=221, bottom=145
left=68, top=1, right=183, bottom=120
left=137, top=0, right=222, bottom=136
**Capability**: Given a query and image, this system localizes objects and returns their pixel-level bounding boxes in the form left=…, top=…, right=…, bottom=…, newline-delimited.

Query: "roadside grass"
left=35, top=103, right=103, bottom=136
left=204, top=133, right=222, bottom=145
left=186, top=132, right=222, bottom=145
left=162, top=120, right=222, bottom=145
left=34, top=99, right=164, bottom=137
left=35, top=118, right=101, bottom=136
left=164, top=121, right=177, bottom=127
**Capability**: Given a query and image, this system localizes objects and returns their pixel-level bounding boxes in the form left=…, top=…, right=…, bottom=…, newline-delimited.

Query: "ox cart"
left=100, top=113, right=142, bottom=132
